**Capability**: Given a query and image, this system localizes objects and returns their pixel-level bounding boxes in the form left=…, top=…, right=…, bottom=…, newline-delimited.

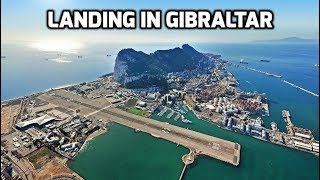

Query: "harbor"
left=174, top=113, right=181, bottom=121
left=216, top=108, right=318, bottom=156
left=230, top=62, right=318, bottom=98
left=39, top=91, right=241, bottom=166
left=166, top=110, right=175, bottom=119
left=1, top=42, right=318, bottom=180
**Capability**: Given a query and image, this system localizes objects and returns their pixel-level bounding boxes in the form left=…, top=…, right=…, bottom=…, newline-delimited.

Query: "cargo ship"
left=239, top=59, right=249, bottom=64
left=260, top=59, right=271, bottom=62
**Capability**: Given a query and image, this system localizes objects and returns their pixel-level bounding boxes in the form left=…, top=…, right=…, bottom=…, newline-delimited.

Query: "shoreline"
left=177, top=100, right=319, bottom=157
left=191, top=108, right=319, bottom=157
left=3, top=71, right=318, bottom=158
left=86, top=128, right=108, bottom=142
left=69, top=128, right=108, bottom=163
left=64, top=129, right=108, bottom=179
left=78, top=128, right=108, bottom=153
left=1, top=72, right=112, bottom=102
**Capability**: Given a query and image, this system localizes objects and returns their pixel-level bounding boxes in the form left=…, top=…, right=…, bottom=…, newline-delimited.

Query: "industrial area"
left=1, top=55, right=318, bottom=180
left=1, top=70, right=240, bottom=179
left=145, top=58, right=318, bottom=156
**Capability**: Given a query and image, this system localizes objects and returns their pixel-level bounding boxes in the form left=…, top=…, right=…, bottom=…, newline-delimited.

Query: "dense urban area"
left=1, top=50, right=319, bottom=180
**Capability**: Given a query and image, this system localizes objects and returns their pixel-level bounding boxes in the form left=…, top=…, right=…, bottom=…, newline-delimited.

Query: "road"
left=5, top=152, right=33, bottom=180
left=38, top=91, right=241, bottom=166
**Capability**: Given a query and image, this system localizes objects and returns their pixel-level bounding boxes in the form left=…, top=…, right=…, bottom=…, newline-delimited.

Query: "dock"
left=39, top=91, right=241, bottom=166
left=182, top=105, right=189, bottom=112
left=234, top=64, right=282, bottom=78
left=167, top=110, right=175, bottom=119
left=174, top=113, right=181, bottom=121
left=179, top=149, right=196, bottom=180
left=282, top=110, right=294, bottom=135
left=158, top=107, right=168, bottom=116
left=282, top=80, right=319, bottom=97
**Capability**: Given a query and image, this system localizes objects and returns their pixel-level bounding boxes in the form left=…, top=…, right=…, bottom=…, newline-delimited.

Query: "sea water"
left=1, top=42, right=319, bottom=179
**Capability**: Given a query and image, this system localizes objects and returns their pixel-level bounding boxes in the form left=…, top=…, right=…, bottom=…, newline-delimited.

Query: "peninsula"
left=1, top=44, right=318, bottom=180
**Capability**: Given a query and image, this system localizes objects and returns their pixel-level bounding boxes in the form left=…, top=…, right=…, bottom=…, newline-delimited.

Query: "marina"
left=1, top=41, right=318, bottom=180
left=181, top=115, right=193, bottom=124
left=41, top=91, right=241, bottom=166
left=174, top=113, right=181, bottom=121
left=158, top=107, right=168, bottom=116
left=167, top=110, right=175, bottom=119
left=182, top=105, right=189, bottom=112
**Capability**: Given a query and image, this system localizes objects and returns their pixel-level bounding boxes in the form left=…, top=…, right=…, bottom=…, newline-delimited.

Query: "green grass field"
left=128, top=108, right=146, bottom=116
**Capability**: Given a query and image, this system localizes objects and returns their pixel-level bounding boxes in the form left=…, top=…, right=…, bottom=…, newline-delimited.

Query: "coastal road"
left=5, top=152, right=33, bottom=180
left=38, top=91, right=241, bottom=166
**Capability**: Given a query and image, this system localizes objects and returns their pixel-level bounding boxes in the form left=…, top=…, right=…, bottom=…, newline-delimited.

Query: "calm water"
left=152, top=105, right=319, bottom=180
left=68, top=123, right=189, bottom=180
left=196, top=43, right=319, bottom=139
left=1, top=42, right=319, bottom=179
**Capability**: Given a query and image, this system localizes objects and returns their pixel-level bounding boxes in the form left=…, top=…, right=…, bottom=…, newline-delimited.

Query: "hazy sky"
left=1, top=0, right=319, bottom=43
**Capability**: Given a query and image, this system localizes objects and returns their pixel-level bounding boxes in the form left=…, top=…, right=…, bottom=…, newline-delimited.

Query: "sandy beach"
left=86, top=128, right=108, bottom=142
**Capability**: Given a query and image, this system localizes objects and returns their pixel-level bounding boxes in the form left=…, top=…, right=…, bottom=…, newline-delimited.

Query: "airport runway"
left=38, top=91, right=241, bottom=166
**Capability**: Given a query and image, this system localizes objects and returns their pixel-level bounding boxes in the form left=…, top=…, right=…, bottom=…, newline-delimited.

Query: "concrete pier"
left=282, top=80, right=319, bottom=97
left=179, top=149, right=196, bottom=180
left=179, top=165, right=187, bottom=180
left=283, top=110, right=294, bottom=135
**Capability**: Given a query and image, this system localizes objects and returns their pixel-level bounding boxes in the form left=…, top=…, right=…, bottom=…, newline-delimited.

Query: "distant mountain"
left=113, top=44, right=214, bottom=89
left=252, top=37, right=318, bottom=44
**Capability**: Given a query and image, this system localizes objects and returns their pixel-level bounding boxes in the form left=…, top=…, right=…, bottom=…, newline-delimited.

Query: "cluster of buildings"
left=66, top=76, right=128, bottom=102
left=1, top=158, right=16, bottom=180
left=144, top=57, right=319, bottom=156
left=234, top=92, right=269, bottom=116
left=219, top=116, right=268, bottom=140
left=281, top=111, right=319, bottom=153
left=207, top=97, right=238, bottom=115
left=166, top=66, right=213, bottom=90
left=217, top=108, right=319, bottom=155
left=1, top=94, right=106, bottom=165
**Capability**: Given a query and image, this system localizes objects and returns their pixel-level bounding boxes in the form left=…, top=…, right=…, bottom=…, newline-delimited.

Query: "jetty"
left=282, top=110, right=294, bottom=135
left=182, top=105, right=189, bottom=112
left=158, top=107, right=168, bottom=116
left=167, top=110, right=175, bottom=119
left=234, top=63, right=282, bottom=78
left=174, top=113, right=181, bottom=121
left=39, top=91, right=241, bottom=166
left=282, top=80, right=319, bottom=97
left=179, top=149, right=196, bottom=180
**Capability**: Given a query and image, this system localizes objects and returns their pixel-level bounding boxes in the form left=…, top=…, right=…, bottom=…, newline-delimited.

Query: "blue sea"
left=2, top=42, right=318, bottom=138
left=2, top=42, right=319, bottom=179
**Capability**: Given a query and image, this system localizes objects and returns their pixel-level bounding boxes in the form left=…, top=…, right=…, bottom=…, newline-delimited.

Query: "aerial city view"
left=1, top=0, right=319, bottom=180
